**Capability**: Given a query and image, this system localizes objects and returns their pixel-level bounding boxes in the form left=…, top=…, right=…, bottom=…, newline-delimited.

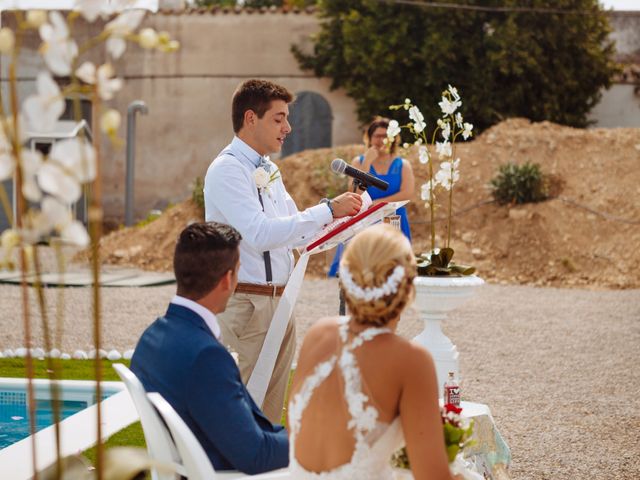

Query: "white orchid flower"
left=386, top=120, right=401, bottom=139
left=438, top=96, right=462, bottom=116
left=105, top=10, right=146, bottom=59
left=435, top=140, right=452, bottom=159
left=39, top=12, right=78, bottom=76
left=420, top=181, right=433, bottom=201
left=74, top=0, right=129, bottom=22
left=41, top=196, right=90, bottom=247
left=441, top=121, right=451, bottom=141
left=435, top=159, right=460, bottom=190
left=462, top=122, right=474, bottom=140
left=76, top=62, right=123, bottom=100
left=0, top=126, right=13, bottom=182
left=23, top=71, right=65, bottom=133
left=455, top=112, right=463, bottom=128
left=418, top=145, right=429, bottom=165
left=408, top=106, right=426, bottom=133
left=37, top=137, right=96, bottom=203
left=447, top=84, right=460, bottom=101
left=21, top=150, right=44, bottom=202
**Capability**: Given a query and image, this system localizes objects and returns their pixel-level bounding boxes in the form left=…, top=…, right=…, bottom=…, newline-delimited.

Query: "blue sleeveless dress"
left=328, top=156, right=412, bottom=277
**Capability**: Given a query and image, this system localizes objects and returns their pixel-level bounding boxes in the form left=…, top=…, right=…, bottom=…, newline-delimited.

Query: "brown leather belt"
left=235, top=282, right=286, bottom=297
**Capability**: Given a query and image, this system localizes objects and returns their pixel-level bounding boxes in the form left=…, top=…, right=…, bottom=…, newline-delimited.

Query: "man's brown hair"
left=231, top=79, right=293, bottom=133
left=174, top=222, right=241, bottom=300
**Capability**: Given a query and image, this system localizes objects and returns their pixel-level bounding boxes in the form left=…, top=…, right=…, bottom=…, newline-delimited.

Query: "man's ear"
left=243, top=109, right=256, bottom=128
left=220, top=269, right=234, bottom=293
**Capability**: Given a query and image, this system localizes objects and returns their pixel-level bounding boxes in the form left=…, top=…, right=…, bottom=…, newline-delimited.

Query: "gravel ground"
left=0, top=278, right=638, bottom=479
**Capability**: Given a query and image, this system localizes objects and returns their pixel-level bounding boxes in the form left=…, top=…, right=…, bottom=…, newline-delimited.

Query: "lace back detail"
left=289, top=318, right=392, bottom=463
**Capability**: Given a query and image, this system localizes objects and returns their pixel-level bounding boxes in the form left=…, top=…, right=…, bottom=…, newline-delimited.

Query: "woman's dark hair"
left=232, top=79, right=293, bottom=133
left=174, top=222, right=242, bottom=300
left=365, top=117, right=398, bottom=154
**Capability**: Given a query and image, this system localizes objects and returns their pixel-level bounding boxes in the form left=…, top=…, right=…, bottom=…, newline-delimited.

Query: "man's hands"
left=331, top=192, right=362, bottom=218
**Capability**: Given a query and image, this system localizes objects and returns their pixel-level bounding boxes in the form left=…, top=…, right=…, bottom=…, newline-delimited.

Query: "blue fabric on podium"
left=328, top=156, right=411, bottom=277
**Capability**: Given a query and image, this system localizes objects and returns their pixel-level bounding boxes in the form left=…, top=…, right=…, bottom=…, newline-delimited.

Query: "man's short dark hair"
left=232, top=79, right=293, bottom=133
left=174, top=222, right=241, bottom=300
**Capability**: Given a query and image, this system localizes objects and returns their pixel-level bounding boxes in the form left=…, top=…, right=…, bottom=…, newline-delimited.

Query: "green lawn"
left=0, top=358, right=146, bottom=462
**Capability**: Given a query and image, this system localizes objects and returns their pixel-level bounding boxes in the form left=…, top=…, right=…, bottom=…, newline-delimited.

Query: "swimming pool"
left=0, top=378, right=139, bottom=479
left=0, top=379, right=120, bottom=449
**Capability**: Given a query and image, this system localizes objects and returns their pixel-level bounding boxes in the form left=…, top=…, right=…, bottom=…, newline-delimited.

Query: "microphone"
left=330, top=158, right=389, bottom=192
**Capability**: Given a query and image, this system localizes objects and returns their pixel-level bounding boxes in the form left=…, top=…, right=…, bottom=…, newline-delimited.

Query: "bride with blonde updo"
left=288, top=225, right=458, bottom=480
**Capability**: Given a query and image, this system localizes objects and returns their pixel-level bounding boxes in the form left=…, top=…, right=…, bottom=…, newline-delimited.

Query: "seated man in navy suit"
left=131, top=222, right=288, bottom=474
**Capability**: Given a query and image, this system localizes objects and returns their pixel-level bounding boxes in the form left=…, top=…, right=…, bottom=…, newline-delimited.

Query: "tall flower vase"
left=412, top=276, right=485, bottom=392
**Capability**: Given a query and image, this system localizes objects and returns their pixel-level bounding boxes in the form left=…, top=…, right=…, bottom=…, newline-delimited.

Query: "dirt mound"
left=86, top=119, right=640, bottom=289
left=77, top=201, right=204, bottom=272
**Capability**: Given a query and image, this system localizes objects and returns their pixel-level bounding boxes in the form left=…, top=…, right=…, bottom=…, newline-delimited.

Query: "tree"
left=293, top=0, right=618, bottom=131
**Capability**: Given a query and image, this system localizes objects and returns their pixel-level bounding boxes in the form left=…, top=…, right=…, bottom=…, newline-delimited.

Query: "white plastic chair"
left=112, top=363, right=186, bottom=480
left=147, top=392, right=289, bottom=479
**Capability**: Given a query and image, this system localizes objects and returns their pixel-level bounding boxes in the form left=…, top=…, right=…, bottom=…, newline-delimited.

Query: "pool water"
left=0, top=386, right=115, bottom=449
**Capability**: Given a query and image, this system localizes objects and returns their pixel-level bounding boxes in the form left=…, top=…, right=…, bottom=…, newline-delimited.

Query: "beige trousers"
left=217, top=292, right=296, bottom=424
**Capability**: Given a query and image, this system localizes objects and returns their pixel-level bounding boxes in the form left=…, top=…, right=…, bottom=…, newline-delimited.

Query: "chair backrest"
left=147, top=392, right=222, bottom=480
left=112, top=363, right=184, bottom=480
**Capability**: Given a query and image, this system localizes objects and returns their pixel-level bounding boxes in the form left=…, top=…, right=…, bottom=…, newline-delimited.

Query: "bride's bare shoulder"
left=299, top=317, right=341, bottom=353
left=387, top=336, right=437, bottom=375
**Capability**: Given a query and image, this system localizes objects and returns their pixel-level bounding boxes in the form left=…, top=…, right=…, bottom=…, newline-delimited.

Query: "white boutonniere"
left=253, top=166, right=281, bottom=195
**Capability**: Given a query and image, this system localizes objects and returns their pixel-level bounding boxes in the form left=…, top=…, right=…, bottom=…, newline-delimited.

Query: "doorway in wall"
left=281, top=91, right=332, bottom=158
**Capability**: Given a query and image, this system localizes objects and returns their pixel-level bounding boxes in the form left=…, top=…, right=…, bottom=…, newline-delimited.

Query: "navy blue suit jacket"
left=130, top=303, right=289, bottom=474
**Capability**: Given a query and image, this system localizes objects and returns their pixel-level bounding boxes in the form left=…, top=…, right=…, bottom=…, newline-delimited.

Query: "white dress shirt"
left=204, top=136, right=332, bottom=285
left=170, top=295, right=221, bottom=339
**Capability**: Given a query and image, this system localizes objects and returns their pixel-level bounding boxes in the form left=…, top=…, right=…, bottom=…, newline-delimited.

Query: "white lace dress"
left=288, top=319, right=406, bottom=480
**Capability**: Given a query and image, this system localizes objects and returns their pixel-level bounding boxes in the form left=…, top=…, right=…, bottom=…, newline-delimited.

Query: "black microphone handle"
left=343, top=164, right=389, bottom=192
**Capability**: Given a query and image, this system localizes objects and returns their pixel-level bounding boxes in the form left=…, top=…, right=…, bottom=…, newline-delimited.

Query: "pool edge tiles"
left=0, top=378, right=139, bottom=479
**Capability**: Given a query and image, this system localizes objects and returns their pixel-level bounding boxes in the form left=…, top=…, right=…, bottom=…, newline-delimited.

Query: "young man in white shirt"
left=204, top=79, right=361, bottom=422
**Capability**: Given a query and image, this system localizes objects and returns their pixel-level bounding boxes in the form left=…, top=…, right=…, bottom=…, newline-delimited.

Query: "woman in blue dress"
left=329, top=117, right=415, bottom=276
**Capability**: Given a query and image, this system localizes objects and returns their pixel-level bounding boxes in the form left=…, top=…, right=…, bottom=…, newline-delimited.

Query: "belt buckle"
left=267, top=282, right=277, bottom=298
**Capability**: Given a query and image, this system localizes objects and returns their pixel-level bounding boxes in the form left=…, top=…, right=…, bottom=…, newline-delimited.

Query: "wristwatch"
left=320, top=198, right=334, bottom=217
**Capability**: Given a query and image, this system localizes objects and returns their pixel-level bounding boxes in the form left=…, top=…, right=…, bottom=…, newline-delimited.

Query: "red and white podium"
left=246, top=198, right=409, bottom=406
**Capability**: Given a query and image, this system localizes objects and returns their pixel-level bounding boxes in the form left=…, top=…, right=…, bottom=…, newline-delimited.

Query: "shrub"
left=192, top=177, right=205, bottom=210
left=490, top=162, right=549, bottom=205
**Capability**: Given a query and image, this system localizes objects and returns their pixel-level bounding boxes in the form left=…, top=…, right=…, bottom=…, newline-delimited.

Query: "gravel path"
left=0, top=279, right=638, bottom=479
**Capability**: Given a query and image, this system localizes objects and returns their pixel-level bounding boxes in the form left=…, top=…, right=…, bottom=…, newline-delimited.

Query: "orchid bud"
left=0, top=28, right=15, bottom=55
left=100, top=109, right=121, bottom=134
left=165, top=40, right=180, bottom=53
left=1, top=229, right=20, bottom=251
left=26, top=10, right=47, bottom=28
left=139, top=28, right=159, bottom=49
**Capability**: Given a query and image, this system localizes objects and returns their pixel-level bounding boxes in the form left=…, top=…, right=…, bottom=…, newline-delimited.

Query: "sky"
left=600, top=0, right=640, bottom=10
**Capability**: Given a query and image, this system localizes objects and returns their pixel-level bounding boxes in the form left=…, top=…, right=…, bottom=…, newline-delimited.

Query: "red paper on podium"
left=304, top=200, right=409, bottom=254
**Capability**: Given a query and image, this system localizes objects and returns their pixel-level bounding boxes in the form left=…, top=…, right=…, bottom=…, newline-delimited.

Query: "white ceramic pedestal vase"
left=412, top=275, right=485, bottom=392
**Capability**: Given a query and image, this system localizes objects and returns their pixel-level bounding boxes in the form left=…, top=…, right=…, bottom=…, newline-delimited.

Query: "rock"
left=88, top=349, right=97, bottom=359
left=32, top=347, right=45, bottom=359
left=471, top=248, right=484, bottom=259
left=73, top=350, right=88, bottom=360
left=113, top=249, right=127, bottom=259
left=462, top=232, right=475, bottom=243
left=508, top=208, right=528, bottom=220
left=15, top=348, right=27, bottom=358
left=60, top=353, right=71, bottom=360
left=48, top=348, right=61, bottom=359
left=123, top=349, right=135, bottom=360
left=107, top=350, right=122, bottom=361
left=3, top=349, right=14, bottom=358
left=98, top=349, right=108, bottom=359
